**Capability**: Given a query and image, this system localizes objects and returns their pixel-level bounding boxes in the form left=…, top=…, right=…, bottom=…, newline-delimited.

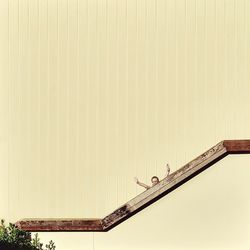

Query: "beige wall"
left=0, top=0, right=250, bottom=249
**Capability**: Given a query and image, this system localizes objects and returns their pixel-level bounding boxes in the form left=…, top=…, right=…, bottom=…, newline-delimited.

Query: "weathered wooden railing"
left=15, top=140, right=250, bottom=232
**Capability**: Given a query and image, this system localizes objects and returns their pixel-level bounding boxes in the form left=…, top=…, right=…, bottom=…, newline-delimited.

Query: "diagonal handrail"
left=15, top=140, right=250, bottom=232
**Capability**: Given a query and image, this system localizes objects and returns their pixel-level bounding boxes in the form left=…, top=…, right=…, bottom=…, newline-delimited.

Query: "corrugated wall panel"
left=0, top=0, right=250, bottom=249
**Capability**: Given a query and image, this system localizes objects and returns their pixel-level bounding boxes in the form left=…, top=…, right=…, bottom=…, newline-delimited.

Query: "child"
left=134, top=163, right=171, bottom=190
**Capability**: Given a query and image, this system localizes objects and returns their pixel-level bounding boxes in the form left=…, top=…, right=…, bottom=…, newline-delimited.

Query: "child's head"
left=151, top=176, right=160, bottom=185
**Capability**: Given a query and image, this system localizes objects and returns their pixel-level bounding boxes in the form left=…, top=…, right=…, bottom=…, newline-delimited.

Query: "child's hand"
left=165, top=163, right=170, bottom=177
left=166, top=163, right=170, bottom=172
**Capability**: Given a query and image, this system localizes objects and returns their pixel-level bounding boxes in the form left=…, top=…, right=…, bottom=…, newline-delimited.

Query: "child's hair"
left=151, top=176, right=159, bottom=182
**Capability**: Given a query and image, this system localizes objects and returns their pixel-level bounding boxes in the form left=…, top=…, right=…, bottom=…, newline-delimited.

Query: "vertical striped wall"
left=0, top=0, right=250, bottom=249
